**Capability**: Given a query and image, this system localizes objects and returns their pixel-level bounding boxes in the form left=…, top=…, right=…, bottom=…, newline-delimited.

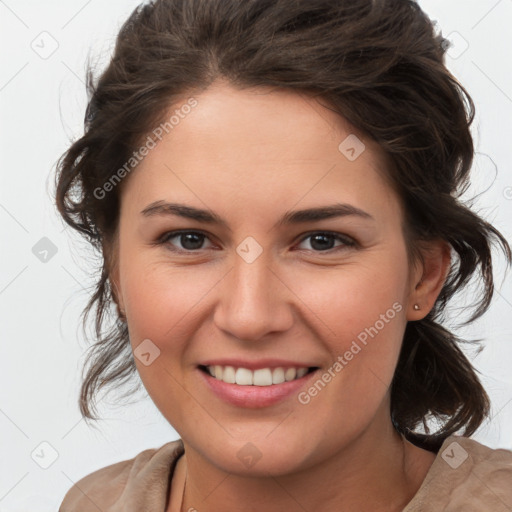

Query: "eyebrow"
left=140, top=201, right=374, bottom=229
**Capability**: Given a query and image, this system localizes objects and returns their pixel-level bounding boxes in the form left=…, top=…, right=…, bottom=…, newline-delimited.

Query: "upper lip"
left=198, top=358, right=319, bottom=371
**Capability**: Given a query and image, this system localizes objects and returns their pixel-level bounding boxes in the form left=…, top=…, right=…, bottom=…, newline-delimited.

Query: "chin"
left=191, top=429, right=318, bottom=476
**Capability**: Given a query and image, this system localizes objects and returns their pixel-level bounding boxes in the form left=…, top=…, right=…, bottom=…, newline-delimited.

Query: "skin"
left=111, top=80, right=451, bottom=512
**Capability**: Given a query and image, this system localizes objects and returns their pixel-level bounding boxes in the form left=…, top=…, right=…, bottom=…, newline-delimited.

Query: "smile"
left=201, top=365, right=316, bottom=386
left=198, top=364, right=320, bottom=408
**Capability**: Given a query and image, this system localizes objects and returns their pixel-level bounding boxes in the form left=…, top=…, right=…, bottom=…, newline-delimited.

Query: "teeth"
left=223, top=366, right=236, bottom=383
left=205, top=365, right=311, bottom=386
left=285, top=368, right=296, bottom=381
left=235, top=367, right=253, bottom=385
left=272, top=367, right=285, bottom=384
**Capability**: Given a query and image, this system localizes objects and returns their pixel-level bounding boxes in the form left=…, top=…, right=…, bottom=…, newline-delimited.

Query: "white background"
left=0, top=0, right=511, bottom=510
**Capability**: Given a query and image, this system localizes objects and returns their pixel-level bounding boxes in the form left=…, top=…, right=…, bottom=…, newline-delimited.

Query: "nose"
left=212, top=248, right=294, bottom=342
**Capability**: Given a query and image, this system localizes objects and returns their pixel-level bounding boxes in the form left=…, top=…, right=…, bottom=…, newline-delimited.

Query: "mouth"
left=198, top=364, right=318, bottom=386
left=197, top=364, right=320, bottom=408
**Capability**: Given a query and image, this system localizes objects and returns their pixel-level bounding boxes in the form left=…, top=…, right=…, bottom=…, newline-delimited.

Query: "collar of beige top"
left=168, top=452, right=186, bottom=512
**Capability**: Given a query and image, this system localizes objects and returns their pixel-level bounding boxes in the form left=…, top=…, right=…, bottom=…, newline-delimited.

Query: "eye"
left=295, top=231, right=356, bottom=252
left=156, top=230, right=356, bottom=254
left=157, top=230, right=215, bottom=252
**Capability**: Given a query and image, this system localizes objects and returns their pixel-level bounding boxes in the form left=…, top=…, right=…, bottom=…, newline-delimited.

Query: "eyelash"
left=155, top=230, right=357, bottom=254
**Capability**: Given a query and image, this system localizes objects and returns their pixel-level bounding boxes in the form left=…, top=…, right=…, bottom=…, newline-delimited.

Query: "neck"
left=176, top=414, right=435, bottom=512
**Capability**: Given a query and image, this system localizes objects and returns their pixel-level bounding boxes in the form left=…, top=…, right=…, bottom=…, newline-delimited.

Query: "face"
left=112, top=81, right=423, bottom=476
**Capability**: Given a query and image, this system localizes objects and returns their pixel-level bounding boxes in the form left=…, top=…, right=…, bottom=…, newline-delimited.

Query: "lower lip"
left=198, top=367, right=319, bottom=408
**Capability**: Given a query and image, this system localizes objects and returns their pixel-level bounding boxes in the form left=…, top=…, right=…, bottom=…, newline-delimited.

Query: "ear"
left=110, top=268, right=125, bottom=316
left=103, top=238, right=125, bottom=318
left=406, top=239, right=451, bottom=321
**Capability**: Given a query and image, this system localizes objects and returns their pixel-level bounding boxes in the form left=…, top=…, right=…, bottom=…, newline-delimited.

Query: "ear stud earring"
left=413, top=304, right=420, bottom=310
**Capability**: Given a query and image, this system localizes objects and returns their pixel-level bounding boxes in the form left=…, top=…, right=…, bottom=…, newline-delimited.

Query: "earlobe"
left=408, top=240, right=451, bottom=320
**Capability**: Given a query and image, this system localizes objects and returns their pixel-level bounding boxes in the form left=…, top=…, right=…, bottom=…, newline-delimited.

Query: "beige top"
left=59, top=435, right=512, bottom=511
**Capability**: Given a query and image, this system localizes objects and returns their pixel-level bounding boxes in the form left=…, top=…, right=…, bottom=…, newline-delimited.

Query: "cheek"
left=295, top=248, right=408, bottom=334
left=122, top=262, right=212, bottom=347
left=290, top=248, right=409, bottom=394
left=119, top=261, right=214, bottom=424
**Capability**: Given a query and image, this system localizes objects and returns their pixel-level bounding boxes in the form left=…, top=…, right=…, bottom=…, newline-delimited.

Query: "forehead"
left=157, top=81, right=378, bottom=161
left=120, top=82, right=399, bottom=221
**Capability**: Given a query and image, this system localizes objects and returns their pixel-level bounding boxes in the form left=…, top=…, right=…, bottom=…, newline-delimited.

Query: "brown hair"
left=54, top=0, right=511, bottom=452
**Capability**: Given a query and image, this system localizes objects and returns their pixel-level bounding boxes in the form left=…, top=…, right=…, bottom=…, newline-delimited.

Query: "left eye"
left=296, top=232, right=356, bottom=252
left=158, top=230, right=355, bottom=253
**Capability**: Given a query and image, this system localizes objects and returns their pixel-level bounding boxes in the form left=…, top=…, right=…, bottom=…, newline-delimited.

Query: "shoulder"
left=453, top=435, right=512, bottom=465
left=405, top=435, right=512, bottom=511
left=59, top=438, right=184, bottom=512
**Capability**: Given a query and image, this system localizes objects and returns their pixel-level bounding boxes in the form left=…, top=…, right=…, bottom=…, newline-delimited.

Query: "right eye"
left=157, top=230, right=216, bottom=253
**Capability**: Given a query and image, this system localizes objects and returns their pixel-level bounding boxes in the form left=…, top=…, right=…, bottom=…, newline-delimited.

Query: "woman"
left=55, top=0, right=512, bottom=510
